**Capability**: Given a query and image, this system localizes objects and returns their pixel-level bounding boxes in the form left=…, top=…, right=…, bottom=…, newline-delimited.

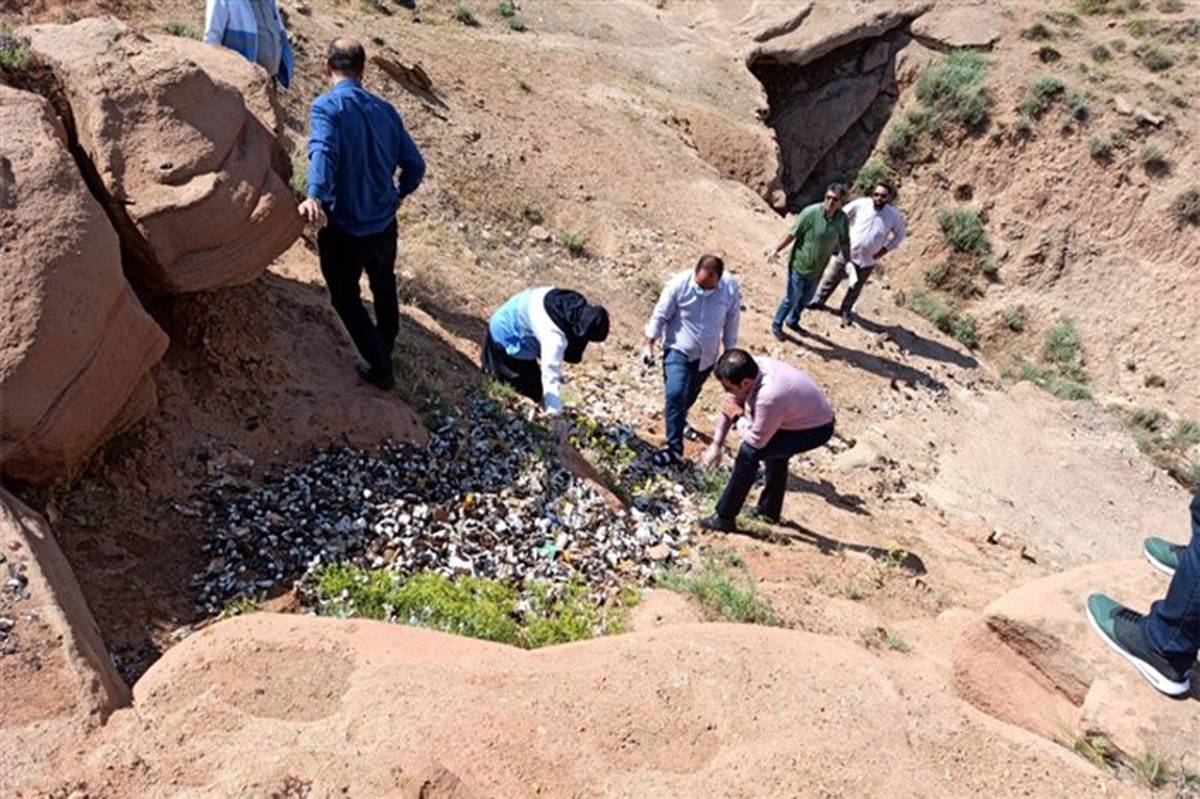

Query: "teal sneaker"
left=1143, top=537, right=1185, bottom=578
left=1085, top=593, right=1192, bottom=697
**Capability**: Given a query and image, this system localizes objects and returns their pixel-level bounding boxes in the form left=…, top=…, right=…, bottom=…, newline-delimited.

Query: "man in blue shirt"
left=299, top=39, right=426, bottom=390
left=643, top=255, right=740, bottom=466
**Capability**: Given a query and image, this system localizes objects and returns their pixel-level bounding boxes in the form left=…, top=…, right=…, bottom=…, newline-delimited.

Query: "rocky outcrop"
left=954, top=560, right=1199, bottom=770
left=0, top=85, right=168, bottom=483
left=746, top=0, right=931, bottom=68
left=0, top=488, right=130, bottom=794
left=19, top=17, right=301, bottom=294
left=910, top=3, right=1007, bottom=51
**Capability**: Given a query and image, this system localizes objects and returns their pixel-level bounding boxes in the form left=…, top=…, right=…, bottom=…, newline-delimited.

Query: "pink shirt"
left=716, top=358, right=833, bottom=449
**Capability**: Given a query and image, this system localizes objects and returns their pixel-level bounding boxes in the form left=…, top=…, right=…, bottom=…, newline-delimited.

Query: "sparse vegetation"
left=925, top=262, right=951, bottom=289
left=938, top=207, right=992, bottom=260
left=559, top=230, right=586, bottom=256
left=163, top=21, right=199, bottom=38
left=1140, top=142, right=1170, bottom=175
left=1007, top=318, right=1091, bottom=400
left=0, top=26, right=28, bottom=71
left=313, top=565, right=633, bottom=648
left=455, top=4, right=479, bottom=26
left=507, top=15, right=527, bottom=31
left=1073, top=733, right=1116, bottom=770
left=1123, top=406, right=1200, bottom=489
left=497, top=1, right=516, bottom=16
left=1089, top=134, right=1114, bottom=161
left=1134, top=39, right=1174, bottom=71
left=906, top=289, right=979, bottom=349
left=660, top=551, right=777, bottom=625
left=1133, top=752, right=1169, bottom=788
left=371, top=35, right=386, bottom=47
left=885, top=118, right=918, bottom=163
left=218, top=596, right=261, bottom=620
left=1037, top=46, right=1062, bottom=63
left=289, top=153, right=309, bottom=200
left=852, top=158, right=889, bottom=195
left=914, top=50, right=991, bottom=132
left=520, top=201, right=543, bottom=224
left=1023, top=22, right=1056, bottom=40
left=60, top=9, right=81, bottom=23
left=1171, top=187, right=1200, bottom=227
left=1018, top=74, right=1066, bottom=118
left=1157, top=0, right=1184, bottom=10
left=1090, top=43, right=1112, bottom=62
left=1001, top=305, right=1027, bottom=332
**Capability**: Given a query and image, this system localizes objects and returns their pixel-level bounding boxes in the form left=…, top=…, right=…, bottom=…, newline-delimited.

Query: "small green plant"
left=906, top=289, right=977, bottom=348
left=520, top=201, right=543, bottom=224
left=1090, top=43, right=1112, bottom=61
left=1064, top=90, right=1089, bottom=121
left=884, top=631, right=912, bottom=653
left=841, top=581, right=865, bottom=601
left=1132, top=752, right=1169, bottom=788
left=1043, top=317, right=1087, bottom=382
left=289, top=152, right=309, bottom=200
left=60, top=9, right=81, bottom=23
left=951, top=314, right=978, bottom=349
left=1128, top=17, right=1156, bottom=37
left=1173, top=187, right=1200, bottom=227
left=937, top=207, right=992, bottom=259
left=1157, top=0, right=1184, bottom=11
left=163, top=21, right=199, bottom=38
left=660, top=552, right=777, bottom=625
left=0, top=27, right=28, bottom=71
left=218, top=596, right=260, bottom=620
left=1076, top=0, right=1112, bottom=14
left=1089, top=134, right=1114, bottom=161
left=1132, top=406, right=1168, bottom=431
left=1019, top=74, right=1066, bottom=118
left=1001, top=305, right=1027, bottom=332
left=455, top=4, right=479, bottom=26
left=925, top=262, right=951, bottom=288
left=1073, top=733, right=1115, bottom=769
left=885, top=119, right=917, bottom=163
left=1023, top=22, right=1056, bottom=40
left=915, top=50, right=991, bottom=131
left=559, top=231, right=586, bottom=256
left=371, top=35, right=386, bottom=47
left=1134, top=40, right=1174, bottom=71
left=497, top=1, right=516, bottom=16
left=507, top=15, right=527, bottom=31
left=1140, top=142, right=1170, bottom=175
left=852, top=158, right=889, bottom=195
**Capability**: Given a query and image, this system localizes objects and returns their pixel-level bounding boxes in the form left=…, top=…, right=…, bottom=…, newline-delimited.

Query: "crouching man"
left=699, top=350, right=835, bottom=532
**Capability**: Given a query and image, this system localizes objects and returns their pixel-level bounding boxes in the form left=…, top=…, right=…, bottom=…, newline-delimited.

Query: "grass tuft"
left=906, top=289, right=979, bottom=349
left=852, top=158, right=889, bottom=195
left=163, top=21, right=199, bottom=38
left=914, top=50, right=991, bottom=132
left=1089, top=134, right=1113, bottom=162
left=660, top=552, right=777, bottom=625
left=1172, top=187, right=1200, bottom=227
left=938, top=207, right=992, bottom=259
left=1001, top=305, right=1026, bottom=332
left=455, top=4, right=479, bottom=26
left=1134, top=39, right=1174, bottom=71
left=559, top=230, right=586, bottom=257
left=1140, top=143, right=1170, bottom=176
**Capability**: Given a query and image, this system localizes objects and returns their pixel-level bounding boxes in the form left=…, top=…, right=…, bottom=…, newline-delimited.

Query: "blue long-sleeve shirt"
left=307, top=79, right=426, bottom=236
left=644, top=268, right=741, bottom=371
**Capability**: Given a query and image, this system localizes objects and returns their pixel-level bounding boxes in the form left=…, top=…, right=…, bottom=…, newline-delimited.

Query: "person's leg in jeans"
left=809, top=255, right=846, bottom=309
left=683, top=364, right=713, bottom=426
left=1142, top=491, right=1200, bottom=668
left=715, top=421, right=836, bottom=522
left=319, top=224, right=383, bottom=373
left=662, top=349, right=696, bottom=458
left=363, top=221, right=400, bottom=382
left=771, top=269, right=801, bottom=331
left=784, top=274, right=818, bottom=330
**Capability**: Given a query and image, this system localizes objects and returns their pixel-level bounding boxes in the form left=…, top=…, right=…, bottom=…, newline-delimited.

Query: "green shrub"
left=1001, top=305, right=1027, bottom=332
left=1010, top=359, right=1093, bottom=400
left=951, top=315, right=979, bottom=349
left=289, top=153, right=309, bottom=199
left=507, top=15, right=527, bottom=31
left=0, top=27, right=28, bottom=71
left=312, top=566, right=631, bottom=648
left=1019, top=74, right=1067, bottom=118
left=497, top=1, right=516, bottom=17
left=1037, top=46, right=1063, bottom=63
left=455, top=4, right=479, bottom=26
left=1077, top=0, right=1112, bottom=14
left=885, top=119, right=917, bottom=163
left=1065, top=90, right=1089, bottom=121
left=1023, top=22, right=1056, bottom=40
left=520, top=201, right=543, bottom=224
left=1128, top=17, right=1156, bottom=37
left=1043, top=317, right=1087, bottom=382
left=937, top=207, right=992, bottom=258
left=1172, top=187, right=1200, bottom=227
left=925, top=262, right=951, bottom=288
left=915, top=50, right=991, bottom=131
left=60, top=9, right=81, bottom=22
left=1089, top=134, right=1114, bottom=161
left=559, top=231, right=586, bottom=256
left=1140, top=142, right=1169, bottom=174
left=163, top=21, right=198, bottom=38
left=908, top=290, right=978, bottom=348
left=853, top=158, right=889, bottom=195
left=1157, top=0, right=1184, bottom=11
left=1132, top=406, right=1169, bottom=431
left=1090, top=43, right=1112, bottom=61
left=660, top=552, right=776, bottom=625
left=1134, top=40, right=1174, bottom=70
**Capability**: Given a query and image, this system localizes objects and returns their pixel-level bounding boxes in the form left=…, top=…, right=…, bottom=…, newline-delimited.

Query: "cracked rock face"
left=0, top=85, right=168, bottom=482
left=19, top=17, right=301, bottom=294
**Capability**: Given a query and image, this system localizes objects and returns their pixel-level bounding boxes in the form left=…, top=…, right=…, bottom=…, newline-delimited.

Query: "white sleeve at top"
left=203, top=0, right=227, bottom=44
left=528, top=290, right=569, bottom=415
left=723, top=278, right=741, bottom=351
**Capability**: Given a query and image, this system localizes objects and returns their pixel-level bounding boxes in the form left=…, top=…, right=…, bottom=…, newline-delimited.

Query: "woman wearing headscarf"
left=482, top=287, right=609, bottom=433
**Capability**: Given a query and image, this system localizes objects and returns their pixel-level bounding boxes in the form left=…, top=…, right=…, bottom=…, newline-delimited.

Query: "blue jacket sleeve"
left=394, top=117, right=426, bottom=199
left=306, top=98, right=338, bottom=204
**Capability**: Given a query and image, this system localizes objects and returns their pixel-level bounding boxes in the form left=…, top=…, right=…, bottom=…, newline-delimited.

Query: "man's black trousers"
left=318, top=219, right=399, bottom=383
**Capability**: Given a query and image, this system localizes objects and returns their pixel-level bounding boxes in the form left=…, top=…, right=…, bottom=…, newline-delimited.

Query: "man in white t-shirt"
left=808, top=181, right=906, bottom=327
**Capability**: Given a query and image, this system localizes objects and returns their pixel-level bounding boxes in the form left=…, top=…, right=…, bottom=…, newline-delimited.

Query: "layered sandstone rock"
left=0, top=84, right=167, bottom=482
left=19, top=17, right=301, bottom=294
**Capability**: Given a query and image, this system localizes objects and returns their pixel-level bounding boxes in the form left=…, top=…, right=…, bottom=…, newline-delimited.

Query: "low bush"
left=660, top=552, right=777, bottom=625
left=163, top=21, right=198, bottom=38
left=915, top=50, right=991, bottom=131
left=852, top=158, right=889, bottom=195
left=937, top=207, right=992, bottom=259
left=1134, top=40, right=1174, bottom=71
left=1140, top=142, right=1170, bottom=175
left=559, top=230, right=586, bottom=256
left=1171, top=187, right=1200, bottom=227
left=1089, top=134, right=1114, bottom=161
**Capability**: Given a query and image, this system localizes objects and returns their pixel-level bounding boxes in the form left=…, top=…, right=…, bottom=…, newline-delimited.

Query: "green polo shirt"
left=788, top=203, right=850, bottom=277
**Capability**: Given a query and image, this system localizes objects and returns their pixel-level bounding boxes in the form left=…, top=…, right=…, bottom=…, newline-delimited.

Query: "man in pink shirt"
left=699, top=350, right=835, bottom=532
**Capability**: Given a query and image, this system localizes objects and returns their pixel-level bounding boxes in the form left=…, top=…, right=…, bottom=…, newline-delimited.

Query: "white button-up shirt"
left=844, top=197, right=907, bottom=267
left=644, top=269, right=741, bottom=371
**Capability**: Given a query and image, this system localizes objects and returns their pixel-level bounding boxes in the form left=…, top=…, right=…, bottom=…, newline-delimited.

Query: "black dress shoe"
left=698, top=514, right=738, bottom=533
left=355, top=361, right=395, bottom=391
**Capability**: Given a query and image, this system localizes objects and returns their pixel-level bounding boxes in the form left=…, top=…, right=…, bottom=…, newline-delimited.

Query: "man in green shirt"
left=767, top=183, right=852, bottom=340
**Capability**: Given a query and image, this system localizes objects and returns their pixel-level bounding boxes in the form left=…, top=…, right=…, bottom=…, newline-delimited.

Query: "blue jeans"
left=715, top=421, right=835, bottom=521
left=1142, top=490, right=1200, bottom=668
left=772, top=269, right=819, bottom=329
left=663, top=349, right=712, bottom=457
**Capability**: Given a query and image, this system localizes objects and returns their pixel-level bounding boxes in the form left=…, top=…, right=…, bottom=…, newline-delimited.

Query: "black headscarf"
left=543, top=289, right=609, bottom=363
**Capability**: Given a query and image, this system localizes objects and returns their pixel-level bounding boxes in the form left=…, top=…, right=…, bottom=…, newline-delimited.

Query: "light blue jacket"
left=203, top=0, right=294, bottom=88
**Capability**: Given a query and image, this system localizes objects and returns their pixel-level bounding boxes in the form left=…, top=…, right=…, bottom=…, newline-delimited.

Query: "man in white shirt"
left=643, top=255, right=741, bottom=466
left=808, top=181, right=906, bottom=327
